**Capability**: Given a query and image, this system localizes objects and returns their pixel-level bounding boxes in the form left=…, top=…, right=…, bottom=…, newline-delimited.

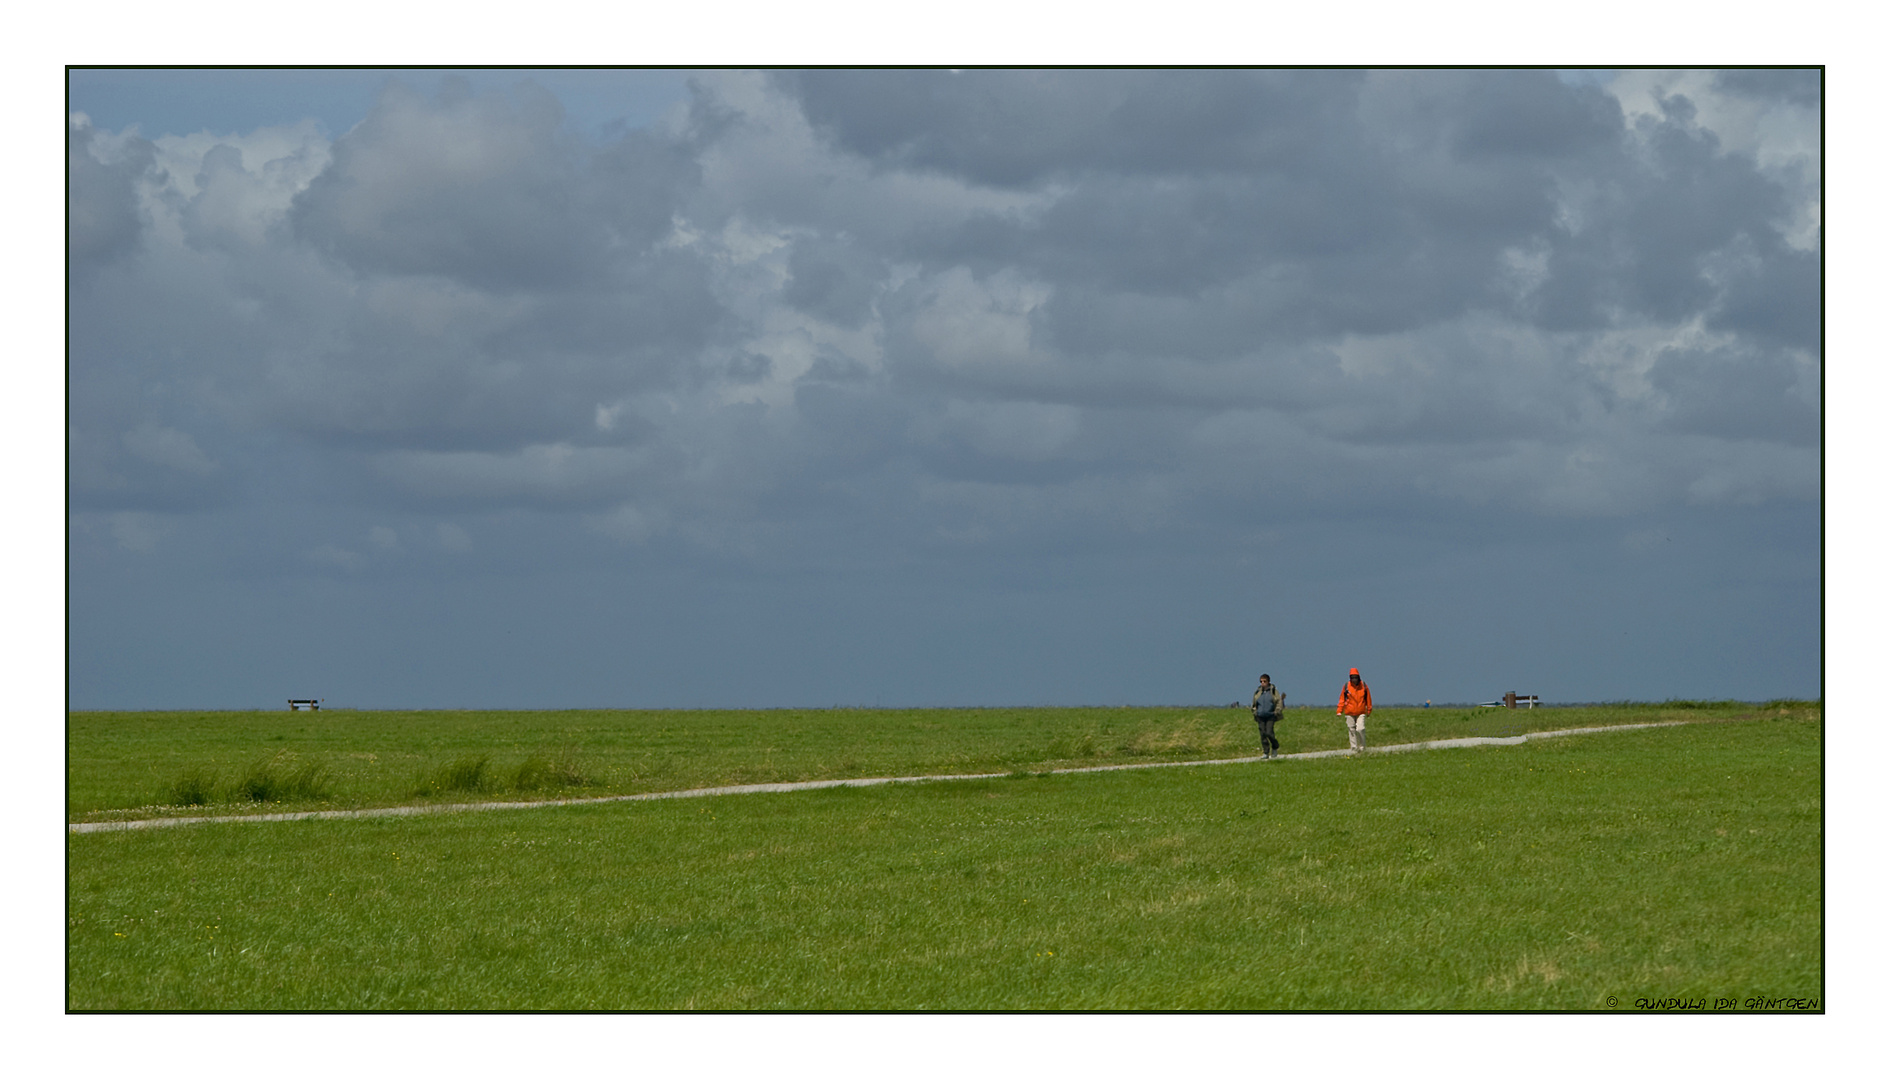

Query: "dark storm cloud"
left=783, top=234, right=885, bottom=328
left=1712, top=68, right=1822, bottom=108
left=67, top=117, right=153, bottom=265
left=1531, top=130, right=1809, bottom=353
left=1441, top=74, right=1619, bottom=158
left=290, top=79, right=698, bottom=291
left=857, top=72, right=1794, bottom=355
left=1648, top=343, right=1819, bottom=444
left=268, top=246, right=729, bottom=455
left=781, top=69, right=1366, bottom=186
left=1704, top=234, right=1821, bottom=350
left=68, top=420, right=236, bottom=513
left=1605, top=100, right=1790, bottom=321
left=786, top=68, right=1623, bottom=187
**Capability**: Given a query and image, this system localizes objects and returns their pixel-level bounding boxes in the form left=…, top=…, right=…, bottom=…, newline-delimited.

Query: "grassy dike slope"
left=68, top=712, right=1820, bottom=1010
left=69, top=702, right=1803, bottom=823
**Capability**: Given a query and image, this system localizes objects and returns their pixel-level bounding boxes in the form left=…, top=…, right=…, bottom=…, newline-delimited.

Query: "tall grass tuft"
left=237, top=756, right=333, bottom=802
left=1049, top=729, right=1101, bottom=761
left=416, top=755, right=493, bottom=797
left=510, top=752, right=588, bottom=792
left=170, top=767, right=220, bottom=806
left=284, top=761, right=333, bottom=800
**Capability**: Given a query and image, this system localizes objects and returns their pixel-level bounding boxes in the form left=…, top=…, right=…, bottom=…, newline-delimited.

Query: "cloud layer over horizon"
left=69, top=69, right=1821, bottom=709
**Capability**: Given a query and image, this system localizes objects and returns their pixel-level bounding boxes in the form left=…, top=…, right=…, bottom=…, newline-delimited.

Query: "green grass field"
left=67, top=703, right=1820, bottom=1010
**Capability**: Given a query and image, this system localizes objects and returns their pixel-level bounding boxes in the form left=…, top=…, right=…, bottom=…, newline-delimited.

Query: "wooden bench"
left=1477, top=693, right=1540, bottom=709
left=287, top=699, right=323, bottom=711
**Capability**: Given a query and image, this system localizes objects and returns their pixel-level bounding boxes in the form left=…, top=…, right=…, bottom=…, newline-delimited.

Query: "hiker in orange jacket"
left=1336, top=668, right=1372, bottom=753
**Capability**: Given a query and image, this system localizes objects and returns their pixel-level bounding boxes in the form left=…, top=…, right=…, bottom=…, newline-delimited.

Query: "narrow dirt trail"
left=69, top=720, right=1696, bottom=834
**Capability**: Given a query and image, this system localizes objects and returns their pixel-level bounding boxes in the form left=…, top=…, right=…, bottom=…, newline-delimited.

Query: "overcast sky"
left=67, top=68, right=1821, bottom=709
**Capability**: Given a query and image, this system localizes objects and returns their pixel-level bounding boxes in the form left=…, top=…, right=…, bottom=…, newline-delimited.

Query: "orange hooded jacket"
left=1337, top=679, right=1372, bottom=717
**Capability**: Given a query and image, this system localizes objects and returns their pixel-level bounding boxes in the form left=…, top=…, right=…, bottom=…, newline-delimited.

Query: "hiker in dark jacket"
left=1252, top=674, right=1285, bottom=759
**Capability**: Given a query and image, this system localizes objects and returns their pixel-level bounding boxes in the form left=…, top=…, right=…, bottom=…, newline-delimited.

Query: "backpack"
left=1254, top=687, right=1280, bottom=717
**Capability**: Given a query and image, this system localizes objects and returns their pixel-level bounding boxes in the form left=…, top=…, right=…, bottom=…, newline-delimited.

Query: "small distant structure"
left=1477, top=692, right=1540, bottom=709
left=288, top=699, right=323, bottom=711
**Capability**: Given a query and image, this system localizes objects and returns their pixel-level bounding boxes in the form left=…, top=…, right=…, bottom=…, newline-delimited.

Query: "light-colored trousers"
left=1341, top=712, right=1367, bottom=748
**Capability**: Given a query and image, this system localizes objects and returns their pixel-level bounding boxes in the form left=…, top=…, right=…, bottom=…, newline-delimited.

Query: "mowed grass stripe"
left=68, top=715, right=1821, bottom=1010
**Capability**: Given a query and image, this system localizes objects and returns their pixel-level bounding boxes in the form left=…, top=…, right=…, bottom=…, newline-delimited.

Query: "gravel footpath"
left=69, top=720, right=1695, bottom=834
